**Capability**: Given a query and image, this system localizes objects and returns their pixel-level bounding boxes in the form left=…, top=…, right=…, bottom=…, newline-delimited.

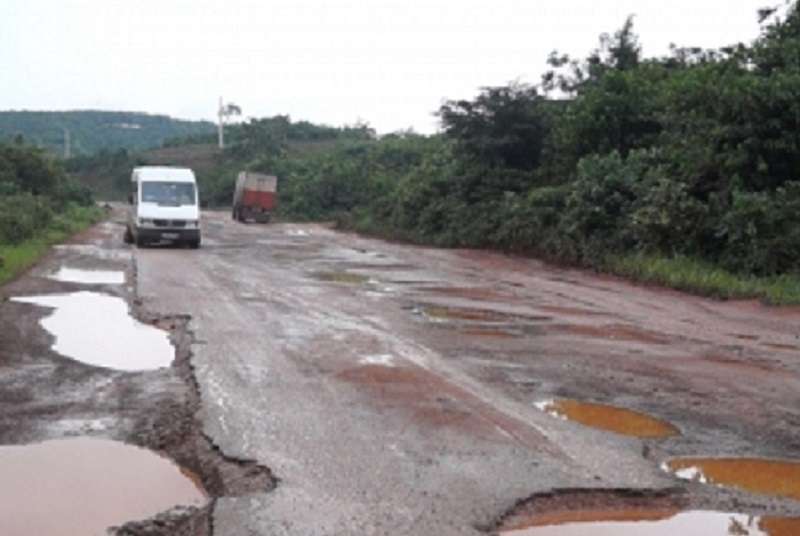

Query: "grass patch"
left=604, top=253, right=800, bottom=305
left=0, top=205, right=104, bottom=286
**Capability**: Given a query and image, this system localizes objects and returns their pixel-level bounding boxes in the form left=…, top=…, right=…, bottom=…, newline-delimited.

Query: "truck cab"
left=125, top=166, right=201, bottom=248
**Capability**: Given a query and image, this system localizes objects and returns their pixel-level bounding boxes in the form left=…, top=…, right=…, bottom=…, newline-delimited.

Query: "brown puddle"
left=310, top=271, right=371, bottom=284
left=667, top=458, right=800, bottom=501
left=0, top=438, right=207, bottom=536
left=501, top=509, right=800, bottom=535
left=421, top=305, right=550, bottom=324
left=421, top=286, right=516, bottom=302
left=535, top=399, right=680, bottom=438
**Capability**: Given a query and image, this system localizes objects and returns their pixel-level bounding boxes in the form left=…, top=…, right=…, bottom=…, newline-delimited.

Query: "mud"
left=535, top=399, right=680, bottom=438
left=0, top=212, right=273, bottom=535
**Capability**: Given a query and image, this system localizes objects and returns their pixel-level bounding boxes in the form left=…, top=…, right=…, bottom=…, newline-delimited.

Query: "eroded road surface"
left=3, top=208, right=800, bottom=535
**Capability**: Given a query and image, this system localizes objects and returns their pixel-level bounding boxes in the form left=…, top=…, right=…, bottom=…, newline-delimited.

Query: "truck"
left=124, top=166, right=201, bottom=248
left=232, top=172, right=277, bottom=223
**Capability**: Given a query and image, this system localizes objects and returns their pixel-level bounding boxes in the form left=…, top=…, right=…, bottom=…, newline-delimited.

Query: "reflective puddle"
left=311, top=271, right=371, bottom=284
left=12, top=291, right=173, bottom=371
left=667, top=458, right=800, bottom=501
left=501, top=509, right=800, bottom=535
left=535, top=399, right=679, bottom=438
left=0, top=438, right=207, bottom=536
left=49, top=267, right=125, bottom=285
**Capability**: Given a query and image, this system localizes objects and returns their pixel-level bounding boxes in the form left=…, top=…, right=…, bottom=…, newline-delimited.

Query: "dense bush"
left=0, top=142, right=93, bottom=244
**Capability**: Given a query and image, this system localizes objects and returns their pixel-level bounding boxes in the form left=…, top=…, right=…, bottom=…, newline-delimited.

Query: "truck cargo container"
left=232, top=172, right=277, bottom=223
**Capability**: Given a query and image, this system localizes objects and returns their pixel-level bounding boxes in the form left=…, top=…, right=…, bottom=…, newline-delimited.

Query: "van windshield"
left=141, top=182, right=196, bottom=206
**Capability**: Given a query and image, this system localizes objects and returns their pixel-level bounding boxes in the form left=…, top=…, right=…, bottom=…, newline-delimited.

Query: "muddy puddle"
left=311, top=271, right=371, bottom=284
left=501, top=509, right=800, bottom=535
left=667, top=458, right=800, bottom=501
left=49, top=267, right=125, bottom=285
left=0, top=437, right=207, bottom=536
left=535, top=399, right=679, bottom=438
left=12, top=291, right=173, bottom=371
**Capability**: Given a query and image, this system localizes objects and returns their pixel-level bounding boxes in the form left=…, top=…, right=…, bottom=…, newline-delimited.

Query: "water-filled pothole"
left=12, top=291, right=173, bottom=371
left=667, top=458, right=800, bottom=501
left=49, top=267, right=125, bottom=285
left=310, top=271, right=371, bottom=284
left=500, top=509, right=800, bottom=535
left=0, top=438, right=207, bottom=536
left=535, top=399, right=679, bottom=438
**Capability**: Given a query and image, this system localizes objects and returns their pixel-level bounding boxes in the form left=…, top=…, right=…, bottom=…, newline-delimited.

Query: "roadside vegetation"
left=0, top=142, right=101, bottom=285
left=75, top=3, right=800, bottom=304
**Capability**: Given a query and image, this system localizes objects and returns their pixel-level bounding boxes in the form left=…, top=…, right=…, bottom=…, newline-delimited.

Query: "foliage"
left=0, top=111, right=215, bottom=156
left=0, top=142, right=94, bottom=245
left=0, top=204, right=102, bottom=285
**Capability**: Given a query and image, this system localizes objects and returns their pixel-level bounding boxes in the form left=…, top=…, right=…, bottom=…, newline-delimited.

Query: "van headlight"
left=186, top=220, right=199, bottom=228
left=138, top=218, right=153, bottom=227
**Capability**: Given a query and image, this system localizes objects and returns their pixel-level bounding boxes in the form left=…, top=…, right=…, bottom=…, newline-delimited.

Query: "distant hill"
left=0, top=110, right=216, bottom=156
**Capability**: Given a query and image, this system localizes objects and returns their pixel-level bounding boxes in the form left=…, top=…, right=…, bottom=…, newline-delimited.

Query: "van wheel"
left=188, top=238, right=201, bottom=249
left=123, top=226, right=133, bottom=244
left=135, top=234, right=147, bottom=248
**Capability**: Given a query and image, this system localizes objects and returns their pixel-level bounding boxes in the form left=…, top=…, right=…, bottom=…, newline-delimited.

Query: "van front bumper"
left=136, top=227, right=200, bottom=242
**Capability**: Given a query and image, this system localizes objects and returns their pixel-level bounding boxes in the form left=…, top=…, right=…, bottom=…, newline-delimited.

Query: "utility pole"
left=63, top=128, right=71, bottom=159
left=217, top=97, right=241, bottom=150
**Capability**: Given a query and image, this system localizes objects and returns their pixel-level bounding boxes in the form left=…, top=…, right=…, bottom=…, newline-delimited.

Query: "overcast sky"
left=0, top=0, right=776, bottom=133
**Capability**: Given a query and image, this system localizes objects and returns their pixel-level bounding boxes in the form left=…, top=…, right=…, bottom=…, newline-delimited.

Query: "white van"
left=124, top=166, right=201, bottom=248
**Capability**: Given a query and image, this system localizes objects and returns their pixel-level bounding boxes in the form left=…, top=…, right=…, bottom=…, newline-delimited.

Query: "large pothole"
left=494, top=490, right=800, bottom=536
left=0, top=437, right=207, bottom=536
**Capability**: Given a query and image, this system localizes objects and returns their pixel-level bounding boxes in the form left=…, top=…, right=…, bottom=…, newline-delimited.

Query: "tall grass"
left=0, top=205, right=103, bottom=286
left=605, top=254, right=800, bottom=305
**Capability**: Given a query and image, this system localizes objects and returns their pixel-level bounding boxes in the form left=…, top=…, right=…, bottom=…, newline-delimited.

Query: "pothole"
left=49, top=267, right=125, bottom=285
left=418, top=305, right=550, bottom=324
left=666, top=458, right=800, bottom=501
left=310, top=271, right=371, bottom=284
left=11, top=291, right=173, bottom=371
left=461, top=327, right=521, bottom=338
left=548, top=324, right=670, bottom=345
left=534, top=400, right=680, bottom=438
left=0, top=438, right=207, bottom=536
left=495, top=490, right=800, bottom=536
left=501, top=510, right=800, bottom=535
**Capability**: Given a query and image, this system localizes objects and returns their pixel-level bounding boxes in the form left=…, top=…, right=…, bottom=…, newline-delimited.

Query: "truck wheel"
left=123, top=226, right=133, bottom=244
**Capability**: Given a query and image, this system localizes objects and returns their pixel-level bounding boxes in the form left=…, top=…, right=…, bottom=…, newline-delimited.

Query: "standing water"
left=12, top=291, right=173, bottom=371
left=0, top=438, right=207, bottom=536
left=49, top=267, right=125, bottom=285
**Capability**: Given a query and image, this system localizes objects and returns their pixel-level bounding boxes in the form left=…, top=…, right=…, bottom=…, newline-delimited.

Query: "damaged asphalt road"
left=3, top=207, right=800, bottom=534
